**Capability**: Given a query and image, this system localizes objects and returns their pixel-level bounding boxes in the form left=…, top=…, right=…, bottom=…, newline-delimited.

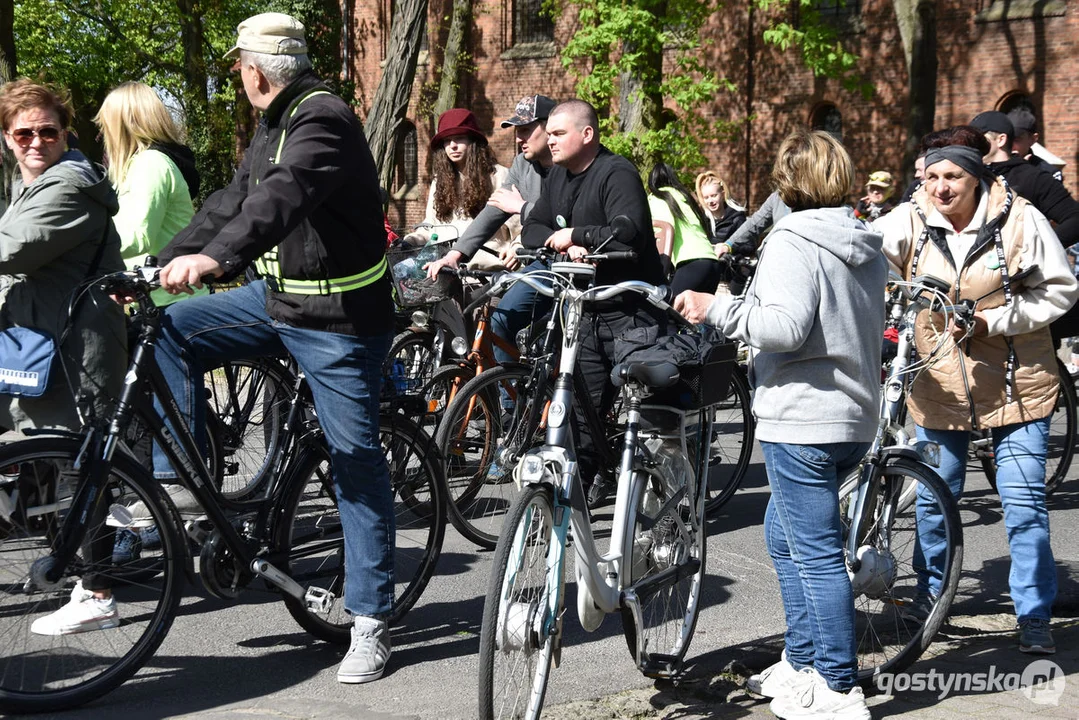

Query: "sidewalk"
left=544, top=615, right=1079, bottom=719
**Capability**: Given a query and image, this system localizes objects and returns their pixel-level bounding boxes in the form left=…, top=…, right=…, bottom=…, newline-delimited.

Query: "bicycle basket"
left=387, top=238, right=455, bottom=307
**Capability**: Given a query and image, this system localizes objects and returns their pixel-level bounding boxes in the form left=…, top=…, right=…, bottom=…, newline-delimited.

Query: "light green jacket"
left=648, top=191, right=716, bottom=266
left=114, top=148, right=204, bottom=305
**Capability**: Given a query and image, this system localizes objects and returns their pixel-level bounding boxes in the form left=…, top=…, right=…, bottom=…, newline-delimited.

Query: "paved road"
left=33, top=447, right=1079, bottom=720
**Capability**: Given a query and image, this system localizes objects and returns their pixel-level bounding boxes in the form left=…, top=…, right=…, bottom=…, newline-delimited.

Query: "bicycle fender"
left=879, top=442, right=940, bottom=468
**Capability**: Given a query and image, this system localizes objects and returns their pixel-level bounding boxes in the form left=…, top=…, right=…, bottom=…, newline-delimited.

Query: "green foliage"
left=755, top=0, right=873, bottom=99
left=554, top=0, right=740, bottom=175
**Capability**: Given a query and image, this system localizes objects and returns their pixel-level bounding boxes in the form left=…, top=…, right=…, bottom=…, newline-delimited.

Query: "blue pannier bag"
left=0, top=327, right=57, bottom=398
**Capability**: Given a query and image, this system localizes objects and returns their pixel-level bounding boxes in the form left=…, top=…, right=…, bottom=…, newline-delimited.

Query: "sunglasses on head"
left=6, top=127, right=63, bottom=147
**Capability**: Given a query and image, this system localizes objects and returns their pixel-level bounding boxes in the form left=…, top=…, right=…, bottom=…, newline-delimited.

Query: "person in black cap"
left=1007, top=107, right=1064, bottom=182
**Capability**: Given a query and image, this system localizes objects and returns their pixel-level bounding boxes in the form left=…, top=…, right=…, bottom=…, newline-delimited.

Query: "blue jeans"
left=489, top=260, right=552, bottom=410
left=152, top=280, right=395, bottom=618
left=761, top=440, right=869, bottom=692
left=915, top=419, right=1055, bottom=622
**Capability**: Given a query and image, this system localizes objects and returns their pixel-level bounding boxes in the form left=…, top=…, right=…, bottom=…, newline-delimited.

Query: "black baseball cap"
left=1007, top=107, right=1038, bottom=134
left=971, top=111, right=1014, bottom=141
left=500, top=95, right=557, bottom=128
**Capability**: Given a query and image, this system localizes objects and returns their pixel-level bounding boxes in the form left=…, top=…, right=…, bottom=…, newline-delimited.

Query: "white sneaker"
left=30, top=581, right=119, bottom=636
left=770, top=673, right=871, bottom=720
left=107, top=483, right=202, bottom=528
left=337, top=616, right=391, bottom=684
left=747, top=651, right=816, bottom=698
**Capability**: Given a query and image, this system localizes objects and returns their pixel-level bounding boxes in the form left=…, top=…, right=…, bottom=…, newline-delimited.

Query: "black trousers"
left=671, top=258, right=724, bottom=296
left=572, top=303, right=666, bottom=485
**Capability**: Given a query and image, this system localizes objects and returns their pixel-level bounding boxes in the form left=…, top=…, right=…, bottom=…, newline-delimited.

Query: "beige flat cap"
left=224, top=12, right=307, bottom=59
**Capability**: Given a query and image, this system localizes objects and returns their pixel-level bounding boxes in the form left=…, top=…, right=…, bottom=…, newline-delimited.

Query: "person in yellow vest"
left=34, top=13, right=396, bottom=685
left=875, top=124, right=1077, bottom=656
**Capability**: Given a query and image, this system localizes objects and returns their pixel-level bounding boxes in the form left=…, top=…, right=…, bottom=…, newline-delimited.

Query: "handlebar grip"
left=595, top=251, right=637, bottom=261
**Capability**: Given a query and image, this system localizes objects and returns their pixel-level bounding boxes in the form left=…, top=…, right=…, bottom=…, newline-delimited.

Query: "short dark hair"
left=0, top=78, right=74, bottom=132
left=550, top=99, right=599, bottom=135
left=923, top=125, right=991, bottom=157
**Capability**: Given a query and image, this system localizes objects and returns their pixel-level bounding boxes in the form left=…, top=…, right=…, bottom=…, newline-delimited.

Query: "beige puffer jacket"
left=878, top=180, right=1073, bottom=431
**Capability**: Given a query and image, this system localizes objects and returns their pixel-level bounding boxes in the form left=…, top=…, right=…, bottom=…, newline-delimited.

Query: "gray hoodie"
left=707, top=206, right=886, bottom=444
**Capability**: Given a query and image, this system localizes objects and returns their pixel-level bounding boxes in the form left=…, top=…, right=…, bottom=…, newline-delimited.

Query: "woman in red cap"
left=403, top=108, right=517, bottom=269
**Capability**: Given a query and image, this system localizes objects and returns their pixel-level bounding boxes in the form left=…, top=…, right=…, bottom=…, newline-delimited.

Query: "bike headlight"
left=411, top=310, right=429, bottom=328
left=450, top=336, right=468, bottom=357
left=520, top=453, right=545, bottom=484
left=913, top=440, right=940, bottom=468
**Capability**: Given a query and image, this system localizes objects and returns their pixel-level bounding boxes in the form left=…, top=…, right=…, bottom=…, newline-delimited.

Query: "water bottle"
left=390, top=359, right=408, bottom=394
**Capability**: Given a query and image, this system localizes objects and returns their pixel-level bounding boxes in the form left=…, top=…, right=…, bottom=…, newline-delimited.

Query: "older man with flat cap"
left=153, top=12, right=396, bottom=684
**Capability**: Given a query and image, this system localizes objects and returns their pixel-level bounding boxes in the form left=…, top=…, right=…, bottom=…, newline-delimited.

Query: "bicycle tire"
left=0, top=437, right=185, bottom=714
left=620, top=461, right=706, bottom=675
left=417, top=362, right=473, bottom=429
left=204, top=357, right=294, bottom=500
left=982, top=358, right=1076, bottom=495
left=277, top=416, right=446, bottom=643
left=436, top=364, right=549, bottom=548
left=704, top=367, right=754, bottom=515
left=384, top=329, right=439, bottom=396
left=839, top=455, right=963, bottom=682
left=477, top=483, right=562, bottom=720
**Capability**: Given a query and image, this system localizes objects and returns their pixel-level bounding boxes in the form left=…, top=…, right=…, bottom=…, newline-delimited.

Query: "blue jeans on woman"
left=489, top=259, right=552, bottom=410
left=914, top=418, right=1055, bottom=622
left=760, top=440, right=869, bottom=693
left=151, top=280, right=395, bottom=618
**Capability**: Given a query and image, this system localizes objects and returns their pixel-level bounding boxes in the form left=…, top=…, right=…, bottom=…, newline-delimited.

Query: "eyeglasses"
left=5, top=127, right=63, bottom=147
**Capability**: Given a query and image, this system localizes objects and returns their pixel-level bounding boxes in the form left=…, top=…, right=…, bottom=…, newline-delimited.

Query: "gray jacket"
left=453, top=152, right=547, bottom=259
left=707, top=207, right=886, bottom=444
left=0, top=151, right=127, bottom=431
left=727, top=191, right=791, bottom=255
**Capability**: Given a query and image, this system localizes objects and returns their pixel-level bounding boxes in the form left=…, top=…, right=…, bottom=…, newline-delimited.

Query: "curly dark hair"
left=431, top=138, right=498, bottom=221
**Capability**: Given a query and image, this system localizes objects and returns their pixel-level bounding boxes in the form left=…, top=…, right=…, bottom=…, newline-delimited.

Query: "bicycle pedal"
left=186, top=519, right=213, bottom=544
left=640, top=653, right=680, bottom=679
left=304, top=586, right=334, bottom=614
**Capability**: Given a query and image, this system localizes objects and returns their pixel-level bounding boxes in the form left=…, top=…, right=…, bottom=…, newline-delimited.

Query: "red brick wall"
left=347, top=0, right=1079, bottom=226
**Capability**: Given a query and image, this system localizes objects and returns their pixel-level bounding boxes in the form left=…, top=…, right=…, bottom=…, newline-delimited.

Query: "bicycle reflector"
left=912, top=440, right=941, bottom=468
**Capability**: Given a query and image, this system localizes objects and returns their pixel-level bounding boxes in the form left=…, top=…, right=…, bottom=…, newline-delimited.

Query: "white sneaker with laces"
left=747, top=651, right=816, bottom=698
left=337, top=616, right=391, bottom=684
left=769, top=672, right=871, bottom=720
left=30, top=581, right=119, bottom=636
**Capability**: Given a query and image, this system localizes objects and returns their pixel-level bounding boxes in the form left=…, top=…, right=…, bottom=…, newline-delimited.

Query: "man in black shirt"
left=522, top=99, right=666, bottom=506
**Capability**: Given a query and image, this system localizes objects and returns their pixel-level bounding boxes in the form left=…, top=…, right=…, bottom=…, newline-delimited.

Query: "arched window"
left=998, top=92, right=1037, bottom=118
left=393, top=121, right=418, bottom=195
left=810, top=103, right=843, bottom=141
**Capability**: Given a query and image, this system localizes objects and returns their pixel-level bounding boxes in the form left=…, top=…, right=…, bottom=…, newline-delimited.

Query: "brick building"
left=346, top=0, right=1078, bottom=231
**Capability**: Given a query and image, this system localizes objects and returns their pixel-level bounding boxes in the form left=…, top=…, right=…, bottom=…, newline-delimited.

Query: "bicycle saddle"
left=611, top=360, right=680, bottom=389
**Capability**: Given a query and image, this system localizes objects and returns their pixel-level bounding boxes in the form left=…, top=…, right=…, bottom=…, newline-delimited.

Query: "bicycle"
left=0, top=266, right=447, bottom=713
left=838, top=275, right=965, bottom=681
left=435, top=248, right=648, bottom=548
left=475, top=259, right=734, bottom=719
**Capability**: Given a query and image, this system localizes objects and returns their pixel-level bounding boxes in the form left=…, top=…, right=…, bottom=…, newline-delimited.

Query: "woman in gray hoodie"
left=677, top=130, right=885, bottom=720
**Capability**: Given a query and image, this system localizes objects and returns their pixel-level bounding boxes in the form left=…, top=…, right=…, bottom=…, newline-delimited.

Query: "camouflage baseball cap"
left=500, top=95, right=557, bottom=128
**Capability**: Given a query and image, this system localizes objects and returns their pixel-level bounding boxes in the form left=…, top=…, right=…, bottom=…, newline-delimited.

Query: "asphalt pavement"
left=25, top=447, right=1079, bottom=720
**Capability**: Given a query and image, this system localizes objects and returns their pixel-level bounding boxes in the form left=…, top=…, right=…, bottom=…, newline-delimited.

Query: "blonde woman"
left=94, top=82, right=201, bottom=305
left=694, top=170, right=746, bottom=245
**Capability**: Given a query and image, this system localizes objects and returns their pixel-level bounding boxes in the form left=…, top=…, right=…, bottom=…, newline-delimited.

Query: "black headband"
left=924, top=145, right=985, bottom=179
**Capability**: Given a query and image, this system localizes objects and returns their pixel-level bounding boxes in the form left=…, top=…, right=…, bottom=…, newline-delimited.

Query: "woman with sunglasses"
left=94, top=81, right=201, bottom=307
left=0, top=78, right=127, bottom=635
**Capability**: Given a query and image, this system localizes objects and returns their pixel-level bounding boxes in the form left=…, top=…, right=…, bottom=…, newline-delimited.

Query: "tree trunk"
left=0, top=0, right=16, bottom=202
left=367, top=0, right=430, bottom=191
left=434, top=0, right=472, bottom=116
left=616, top=4, right=666, bottom=170
left=894, top=0, right=937, bottom=187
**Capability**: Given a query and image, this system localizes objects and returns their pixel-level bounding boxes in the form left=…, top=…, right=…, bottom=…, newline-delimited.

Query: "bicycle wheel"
left=981, top=359, right=1076, bottom=495
left=436, top=364, right=549, bottom=548
left=419, top=362, right=472, bottom=429
left=620, top=463, right=706, bottom=676
left=0, top=437, right=184, bottom=713
left=384, top=329, right=439, bottom=396
left=204, top=357, right=294, bottom=500
left=839, top=455, right=963, bottom=681
left=477, top=484, right=563, bottom=720
left=277, top=417, right=446, bottom=643
left=704, top=368, right=754, bottom=515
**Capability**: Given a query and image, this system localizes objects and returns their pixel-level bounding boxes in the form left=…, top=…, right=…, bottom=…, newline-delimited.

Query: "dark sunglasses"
left=6, top=126, right=63, bottom=147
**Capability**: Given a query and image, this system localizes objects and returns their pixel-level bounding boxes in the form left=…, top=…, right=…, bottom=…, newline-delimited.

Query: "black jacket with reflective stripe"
left=160, top=71, right=393, bottom=336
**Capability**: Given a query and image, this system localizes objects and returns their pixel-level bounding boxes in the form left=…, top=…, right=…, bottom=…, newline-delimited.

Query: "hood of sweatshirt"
left=151, top=142, right=201, bottom=200
left=13, top=150, right=119, bottom=216
left=771, top=206, right=883, bottom=267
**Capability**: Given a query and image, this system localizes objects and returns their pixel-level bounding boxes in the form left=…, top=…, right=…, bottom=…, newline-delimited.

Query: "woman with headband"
left=875, top=125, right=1077, bottom=657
